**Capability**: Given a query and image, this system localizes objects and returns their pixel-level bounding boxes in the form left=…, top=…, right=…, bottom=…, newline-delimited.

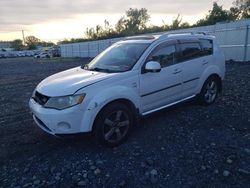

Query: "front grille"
left=33, top=91, right=50, bottom=106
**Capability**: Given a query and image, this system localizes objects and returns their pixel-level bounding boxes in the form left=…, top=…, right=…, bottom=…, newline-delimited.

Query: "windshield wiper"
left=81, top=64, right=88, bottom=69
left=88, top=67, right=111, bottom=73
left=83, top=65, right=117, bottom=73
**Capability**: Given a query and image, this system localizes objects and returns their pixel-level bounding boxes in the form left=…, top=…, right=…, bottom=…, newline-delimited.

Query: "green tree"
left=85, top=27, right=95, bottom=39
left=84, top=8, right=150, bottom=39
left=180, top=22, right=190, bottom=28
left=196, top=2, right=233, bottom=26
left=161, top=20, right=170, bottom=30
left=25, top=36, right=40, bottom=50
left=115, top=16, right=127, bottom=34
left=162, top=14, right=189, bottom=30
left=171, top=14, right=182, bottom=29
left=125, top=8, right=150, bottom=33
left=228, top=7, right=241, bottom=20
left=103, top=20, right=114, bottom=35
left=85, top=25, right=105, bottom=39
left=87, top=8, right=151, bottom=37
left=233, top=0, right=250, bottom=19
left=10, top=39, right=24, bottom=51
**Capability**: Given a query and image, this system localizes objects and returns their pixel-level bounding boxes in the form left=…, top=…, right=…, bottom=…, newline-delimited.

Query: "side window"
left=179, top=42, right=202, bottom=62
left=147, top=44, right=176, bottom=68
left=200, top=39, right=213, bottom=56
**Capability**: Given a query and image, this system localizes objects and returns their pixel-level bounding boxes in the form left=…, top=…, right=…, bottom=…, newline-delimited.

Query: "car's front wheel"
left=93, top=102, right=133, bottom=147
left=198, top=76, right=220, bottom=105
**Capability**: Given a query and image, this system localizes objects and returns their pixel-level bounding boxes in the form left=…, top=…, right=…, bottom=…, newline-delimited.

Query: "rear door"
left=177, top=39, right=205, bottom=98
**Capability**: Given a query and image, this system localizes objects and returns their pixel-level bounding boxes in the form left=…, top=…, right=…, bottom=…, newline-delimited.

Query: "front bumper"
left=29, top=98, right=89, bottom=135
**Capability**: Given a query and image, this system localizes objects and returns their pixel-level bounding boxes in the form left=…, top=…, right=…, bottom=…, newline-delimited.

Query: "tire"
left=93, top=102, right=133, bottom=147
left=198, top=76, right=220, bottom=105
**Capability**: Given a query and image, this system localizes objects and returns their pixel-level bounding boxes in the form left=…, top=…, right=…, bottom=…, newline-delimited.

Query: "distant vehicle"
left=6, top=52, right=17, bottom=58
left=34, top=52, right=51, bottom=58
left=29, top=31, right=225, bottom=147
left=50, top=46, right=61, bottom=57
left=0, top=53, right=6, bottom=58
left=25, top=51, right=34, bottom=57
left=17, top=52, right=25, bottom=57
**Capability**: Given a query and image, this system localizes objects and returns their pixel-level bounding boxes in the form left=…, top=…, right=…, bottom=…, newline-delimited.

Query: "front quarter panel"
left=76, top=72, right=140, bottom=132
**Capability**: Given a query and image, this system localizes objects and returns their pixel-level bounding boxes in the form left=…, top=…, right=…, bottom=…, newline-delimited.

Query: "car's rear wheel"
left=199, top=76, right=220, bottom=105
left=93, top=103, right=133, bottom=147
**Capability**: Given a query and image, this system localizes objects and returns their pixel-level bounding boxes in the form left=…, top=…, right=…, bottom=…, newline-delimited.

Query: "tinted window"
left=179, top=42, right=202, bottom=62
left=147, top=45, right=176, bottom=68
left=200, top=39, right=213, bottom=55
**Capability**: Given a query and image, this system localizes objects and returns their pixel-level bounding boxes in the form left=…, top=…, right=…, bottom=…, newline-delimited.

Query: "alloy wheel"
left=103, top=110, right=130, bottom=143
left=204, top=80, right=218, bottom=103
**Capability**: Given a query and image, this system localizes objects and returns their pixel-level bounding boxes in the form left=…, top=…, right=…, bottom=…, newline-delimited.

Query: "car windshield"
left=84, top=43, right=149, bottom=73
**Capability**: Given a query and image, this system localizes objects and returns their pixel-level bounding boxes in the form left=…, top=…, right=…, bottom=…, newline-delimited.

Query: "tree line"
left=11, top=36, right=54, bottom=51
left=59, top=0, right=249, bottom=44
left=10, top=0, right=249, bottom=49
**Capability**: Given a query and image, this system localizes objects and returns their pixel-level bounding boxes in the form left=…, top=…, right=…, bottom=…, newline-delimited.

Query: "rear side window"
left=200, top=39, right=213, bottom=55
left=179, top=42, right=202, bottom=62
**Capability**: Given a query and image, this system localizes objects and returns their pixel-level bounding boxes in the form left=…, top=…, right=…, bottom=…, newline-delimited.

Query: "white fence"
left=60, top=19, right=250, bottom=61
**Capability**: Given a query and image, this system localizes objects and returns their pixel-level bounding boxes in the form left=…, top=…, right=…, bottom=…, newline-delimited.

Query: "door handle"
left=202, top=61, right=208, bottom=65
left=173, top=69, right=182, bottom=74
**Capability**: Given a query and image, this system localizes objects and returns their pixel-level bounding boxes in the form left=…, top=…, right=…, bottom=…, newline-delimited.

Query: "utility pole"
left=243, top=25, right=249, bottom=61
left=22, top=30, right=25, bottom=45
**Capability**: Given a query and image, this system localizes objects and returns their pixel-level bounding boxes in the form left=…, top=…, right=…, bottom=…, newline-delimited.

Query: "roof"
left=119, top=31, right=215, bottom=44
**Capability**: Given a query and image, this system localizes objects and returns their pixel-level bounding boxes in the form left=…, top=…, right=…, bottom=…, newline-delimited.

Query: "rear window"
left=179, top=42, right=202, bottom=62
left=200, top=39, right=213, bottom=55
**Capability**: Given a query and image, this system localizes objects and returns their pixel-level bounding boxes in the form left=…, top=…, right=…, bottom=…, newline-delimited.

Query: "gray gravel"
left=0, top=58, right=249, bottom=187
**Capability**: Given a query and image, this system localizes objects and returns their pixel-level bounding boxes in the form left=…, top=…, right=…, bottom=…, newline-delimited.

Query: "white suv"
left=29, top=32, right=225, bottom=147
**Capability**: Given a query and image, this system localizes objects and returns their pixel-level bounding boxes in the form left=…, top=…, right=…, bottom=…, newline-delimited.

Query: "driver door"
left=139, top=41, right=182, bottom=113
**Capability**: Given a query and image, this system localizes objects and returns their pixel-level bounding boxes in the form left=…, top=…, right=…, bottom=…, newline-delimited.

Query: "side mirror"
left=145, top=61, right=161, bottom=73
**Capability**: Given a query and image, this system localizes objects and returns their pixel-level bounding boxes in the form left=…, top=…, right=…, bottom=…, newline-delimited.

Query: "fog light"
left=57, top=122, right=71, bottom=131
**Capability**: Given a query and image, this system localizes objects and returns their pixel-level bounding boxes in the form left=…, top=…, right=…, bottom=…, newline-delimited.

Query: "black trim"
left=34, top=116, right=52, bottom=132
left=177, top=38, right=200, bottom=44
left=33, top=91, right=50, bottom=106
left=141, top=77, right=199, bottom=97
left=183, top=77, right=199, bottom=83
left=141, top=83, right=181, bottom=97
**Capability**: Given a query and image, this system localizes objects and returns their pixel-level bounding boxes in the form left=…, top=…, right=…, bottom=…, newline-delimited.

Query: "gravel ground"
left=0, top=58, right=249, bottom=188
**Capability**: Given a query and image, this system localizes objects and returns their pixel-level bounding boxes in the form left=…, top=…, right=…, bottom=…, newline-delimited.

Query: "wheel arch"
left=197, top=66, right=223, bottom=94
left=78, top=84, right=141, bottom=132
left=91, top=98, right=139, bottom=134
left=208, top=73, right=222, bottom=92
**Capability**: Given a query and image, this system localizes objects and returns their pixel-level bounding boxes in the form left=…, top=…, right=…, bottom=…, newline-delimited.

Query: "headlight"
left=44, top=94, right=85, bottom=110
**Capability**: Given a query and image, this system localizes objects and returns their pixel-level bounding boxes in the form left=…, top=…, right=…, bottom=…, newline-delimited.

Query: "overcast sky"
left=0, top=0, right=234, bottom=41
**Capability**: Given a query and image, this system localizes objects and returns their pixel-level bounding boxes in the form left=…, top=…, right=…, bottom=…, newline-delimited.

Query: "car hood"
left=36, top=66, right=113, bottom=97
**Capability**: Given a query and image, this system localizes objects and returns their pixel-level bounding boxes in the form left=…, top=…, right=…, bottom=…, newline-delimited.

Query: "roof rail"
left=159, top=31, right=211, bottom=39
left=123, top=35, right=156, bottom=41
